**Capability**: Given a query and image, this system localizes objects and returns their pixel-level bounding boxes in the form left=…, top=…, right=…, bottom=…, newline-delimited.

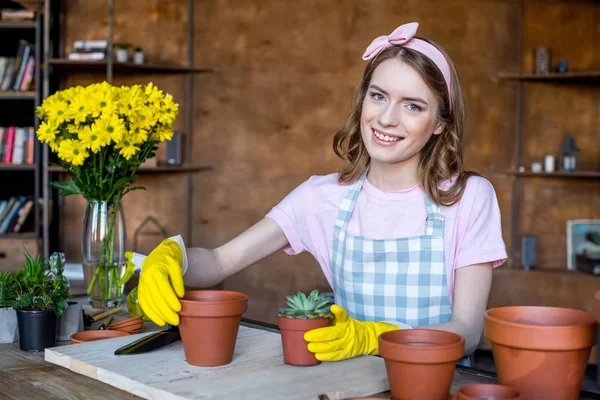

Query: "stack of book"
left=0, top=39, right=35, bottom=92
left=68, top=40, right=107, bottom=61
left=0, top=126, right=35, bottom=165
left=0, top=196, right=37, bottom=234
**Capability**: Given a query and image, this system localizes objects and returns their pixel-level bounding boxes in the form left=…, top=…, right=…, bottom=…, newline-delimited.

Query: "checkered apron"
left=332, top=168, right=452, bottom=327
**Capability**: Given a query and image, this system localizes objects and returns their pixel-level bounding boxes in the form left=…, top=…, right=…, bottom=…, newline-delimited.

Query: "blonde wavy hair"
left=333, top=38, right=478, bottom=207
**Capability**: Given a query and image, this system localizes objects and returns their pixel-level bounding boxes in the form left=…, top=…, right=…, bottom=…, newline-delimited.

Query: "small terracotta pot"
left=484, top=306, right=596, bottom=400
left=379, top=329, right=465, bottom=400
left=179, top=290, right=248, bottom=366
left=70, top=329, right=130, bottom=344
left=454, top=384, right=520, bottom=400
left=277, top=316, right=330, bottom=366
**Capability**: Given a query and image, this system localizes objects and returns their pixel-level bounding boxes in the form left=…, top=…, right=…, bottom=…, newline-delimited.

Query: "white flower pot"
left=56, top=301, right=84, bottom=341
left=0, top=308, right=19, bottom=343
left=116, top=48, right=128, bottom=63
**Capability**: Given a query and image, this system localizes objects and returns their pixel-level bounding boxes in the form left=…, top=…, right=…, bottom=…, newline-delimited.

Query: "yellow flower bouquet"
left=36, top=81, right=179, bottom=305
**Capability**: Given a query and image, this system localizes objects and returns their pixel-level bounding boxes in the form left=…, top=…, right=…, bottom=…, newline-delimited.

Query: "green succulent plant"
left=277, top=290, right=333, bottom=319
left=0, top=272, right=18, bottom=308
left=12, top=250, right=70, bottom=317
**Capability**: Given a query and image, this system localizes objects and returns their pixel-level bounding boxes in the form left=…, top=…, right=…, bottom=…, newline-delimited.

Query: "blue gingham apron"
left=332, top=168, right=452, bottom=327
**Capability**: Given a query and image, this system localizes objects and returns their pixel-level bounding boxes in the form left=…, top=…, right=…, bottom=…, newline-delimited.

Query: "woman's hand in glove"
left=304, top=304, right=400, bottom=361
left=137, top=237, right=186, bottom=326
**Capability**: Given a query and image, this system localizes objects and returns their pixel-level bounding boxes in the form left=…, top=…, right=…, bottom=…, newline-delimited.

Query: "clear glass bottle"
left=558, top=136, right=581, bottom=172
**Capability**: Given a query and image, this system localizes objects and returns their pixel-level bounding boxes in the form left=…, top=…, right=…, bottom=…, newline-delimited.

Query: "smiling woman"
left=129, top=21, right=506, bottom=366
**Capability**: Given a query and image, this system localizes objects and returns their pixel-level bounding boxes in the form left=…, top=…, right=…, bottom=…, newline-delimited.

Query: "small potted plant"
left=113, top=42, right=131, bottom=62
left=13, top=251, right=70, bottom=351
left=277, top=290, right=333, bottom=366
left=0, top=272, right=19, bottom=343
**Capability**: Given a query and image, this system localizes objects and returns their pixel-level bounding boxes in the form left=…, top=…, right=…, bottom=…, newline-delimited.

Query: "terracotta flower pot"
left=277, top=316, right=330, bottom=366
left=484, top=306, right=596, bottom=400
left=70, top=329, right=130, bottom=344
left=453, top=384, right=520, bottom=400
left=379, top=329, right=465, bottom=400
left=179, top=290, right=248, bottom=367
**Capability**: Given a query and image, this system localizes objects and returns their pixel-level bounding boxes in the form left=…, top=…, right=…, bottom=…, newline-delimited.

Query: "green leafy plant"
left=13, top=251, right=70, bottom=317
left=277, top=290, right=333, bottom=319
left=0, top=272, right=18, bottom=308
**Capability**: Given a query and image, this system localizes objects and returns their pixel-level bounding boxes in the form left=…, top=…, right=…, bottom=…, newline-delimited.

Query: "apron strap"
left=424, top=193, right=445, bottom=237
left=334, top=168, right=368, bottom=230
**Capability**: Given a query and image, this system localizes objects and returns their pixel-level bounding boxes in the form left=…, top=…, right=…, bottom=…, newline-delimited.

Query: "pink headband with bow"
left=362, top=22, right=452, bottom=93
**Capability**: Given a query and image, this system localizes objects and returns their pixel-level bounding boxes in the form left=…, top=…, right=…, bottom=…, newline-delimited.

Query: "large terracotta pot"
left=379, top=329, right=465, bottom=400
left=277, top=316, right=330, bottom=366
left=453, top=384, right=520, bottom=400
left=179, top=290, right=248, bottom=366
left=484, top=306, right=596, bottom=400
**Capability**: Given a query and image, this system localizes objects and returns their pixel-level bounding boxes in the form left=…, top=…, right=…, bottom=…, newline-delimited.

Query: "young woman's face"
left=360, top=58, right=443, bottom=168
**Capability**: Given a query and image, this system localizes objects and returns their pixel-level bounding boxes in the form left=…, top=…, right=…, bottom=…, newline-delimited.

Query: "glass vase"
left=82, top=200, right=127, bottom=308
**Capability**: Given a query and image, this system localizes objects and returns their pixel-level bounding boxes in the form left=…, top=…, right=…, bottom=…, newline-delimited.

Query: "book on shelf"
left=0, top=39, right=36, bottom=92
left=0, top=126, right=35, bottom=164
left=0, top=197, right=48, bottom=235
left=68, top=39, right=107, bottom=61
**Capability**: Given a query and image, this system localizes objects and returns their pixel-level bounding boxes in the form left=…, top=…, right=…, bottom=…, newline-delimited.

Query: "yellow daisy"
left=36, top=121, right=58, bottom=143
left=79, top=125, right=109, bottom=153
left=58, top=139, right=89, bottom=166
left=67, top=95, right=91, bottom=124
left=115, top=136, right=140, bottom=160
left=46, top=100, right=70, bottom=125
left=145, top=82, right=163, bottom=104
left=93, top=114, right=126, bottom=143
left=129, top=122, right=149, bottom=144
left=133, top=106, right=157, bottom=129
left=155, top=126, right=174, bottom=142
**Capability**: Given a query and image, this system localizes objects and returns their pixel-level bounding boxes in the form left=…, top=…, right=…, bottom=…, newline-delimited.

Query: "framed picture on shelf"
left=567, top=219, right=600, bottom=275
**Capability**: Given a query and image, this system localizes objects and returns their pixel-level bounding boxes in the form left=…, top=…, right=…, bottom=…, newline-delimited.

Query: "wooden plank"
left=44, top=326, right=390, bottom=400
left=0, top=342, right=137, bottom=400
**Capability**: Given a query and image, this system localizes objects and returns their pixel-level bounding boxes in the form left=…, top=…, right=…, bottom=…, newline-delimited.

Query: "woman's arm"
left=425, top=262, right=493, bottom=356
left=183, top=217, right=289, bottom=288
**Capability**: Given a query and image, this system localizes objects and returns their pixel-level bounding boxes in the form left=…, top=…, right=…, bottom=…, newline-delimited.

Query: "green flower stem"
left=86, top=265, right=102, bottom=296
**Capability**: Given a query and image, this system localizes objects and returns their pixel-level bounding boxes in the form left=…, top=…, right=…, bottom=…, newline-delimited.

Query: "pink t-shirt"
left=266, top=173, right=507, bottom=305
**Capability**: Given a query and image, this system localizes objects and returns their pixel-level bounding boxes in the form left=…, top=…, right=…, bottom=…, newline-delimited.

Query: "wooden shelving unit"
left=0, top=21, right=36, bottom=29
left=39, top=0, right=213, bottom=257
left=0, top=2, right=43, bottom=262
left=0, top=91, right=36, bottom=99
left=0, top=163, right=36, bottom=171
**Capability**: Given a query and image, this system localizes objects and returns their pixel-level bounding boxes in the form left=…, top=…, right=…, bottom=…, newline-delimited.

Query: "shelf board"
left=496, top=267, right=599, bottom=278
left=0, top=163, right=36, bottom=171
left=498, top=71, right=600, bottom=81
left=0, top=91, right=35, bottom=100
left=494, top=169, right=600, bottom=179
left=0, top=232, right=37, bottom=240
left=48, top=59, right=214, bottom=74
left=48, top=165, right=212, bottom=174
left=0, top=21, right=37, bottom=29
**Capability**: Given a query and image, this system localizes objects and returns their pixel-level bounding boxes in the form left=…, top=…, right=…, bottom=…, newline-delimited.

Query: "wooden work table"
left=1, top=300, right=599, bottom=400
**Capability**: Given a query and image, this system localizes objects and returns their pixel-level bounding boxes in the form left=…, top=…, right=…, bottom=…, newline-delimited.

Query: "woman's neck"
left=367, top=159, right=420, bottom=191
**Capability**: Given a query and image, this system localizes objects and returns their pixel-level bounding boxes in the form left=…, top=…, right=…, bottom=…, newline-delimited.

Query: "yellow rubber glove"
left=304, top=304, right=400, bottom=361
left=137, top=238, right=186, bottom=327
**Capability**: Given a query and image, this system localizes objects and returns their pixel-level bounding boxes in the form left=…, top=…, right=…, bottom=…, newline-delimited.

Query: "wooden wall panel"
left=58, top=0, right=518, bottom=324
